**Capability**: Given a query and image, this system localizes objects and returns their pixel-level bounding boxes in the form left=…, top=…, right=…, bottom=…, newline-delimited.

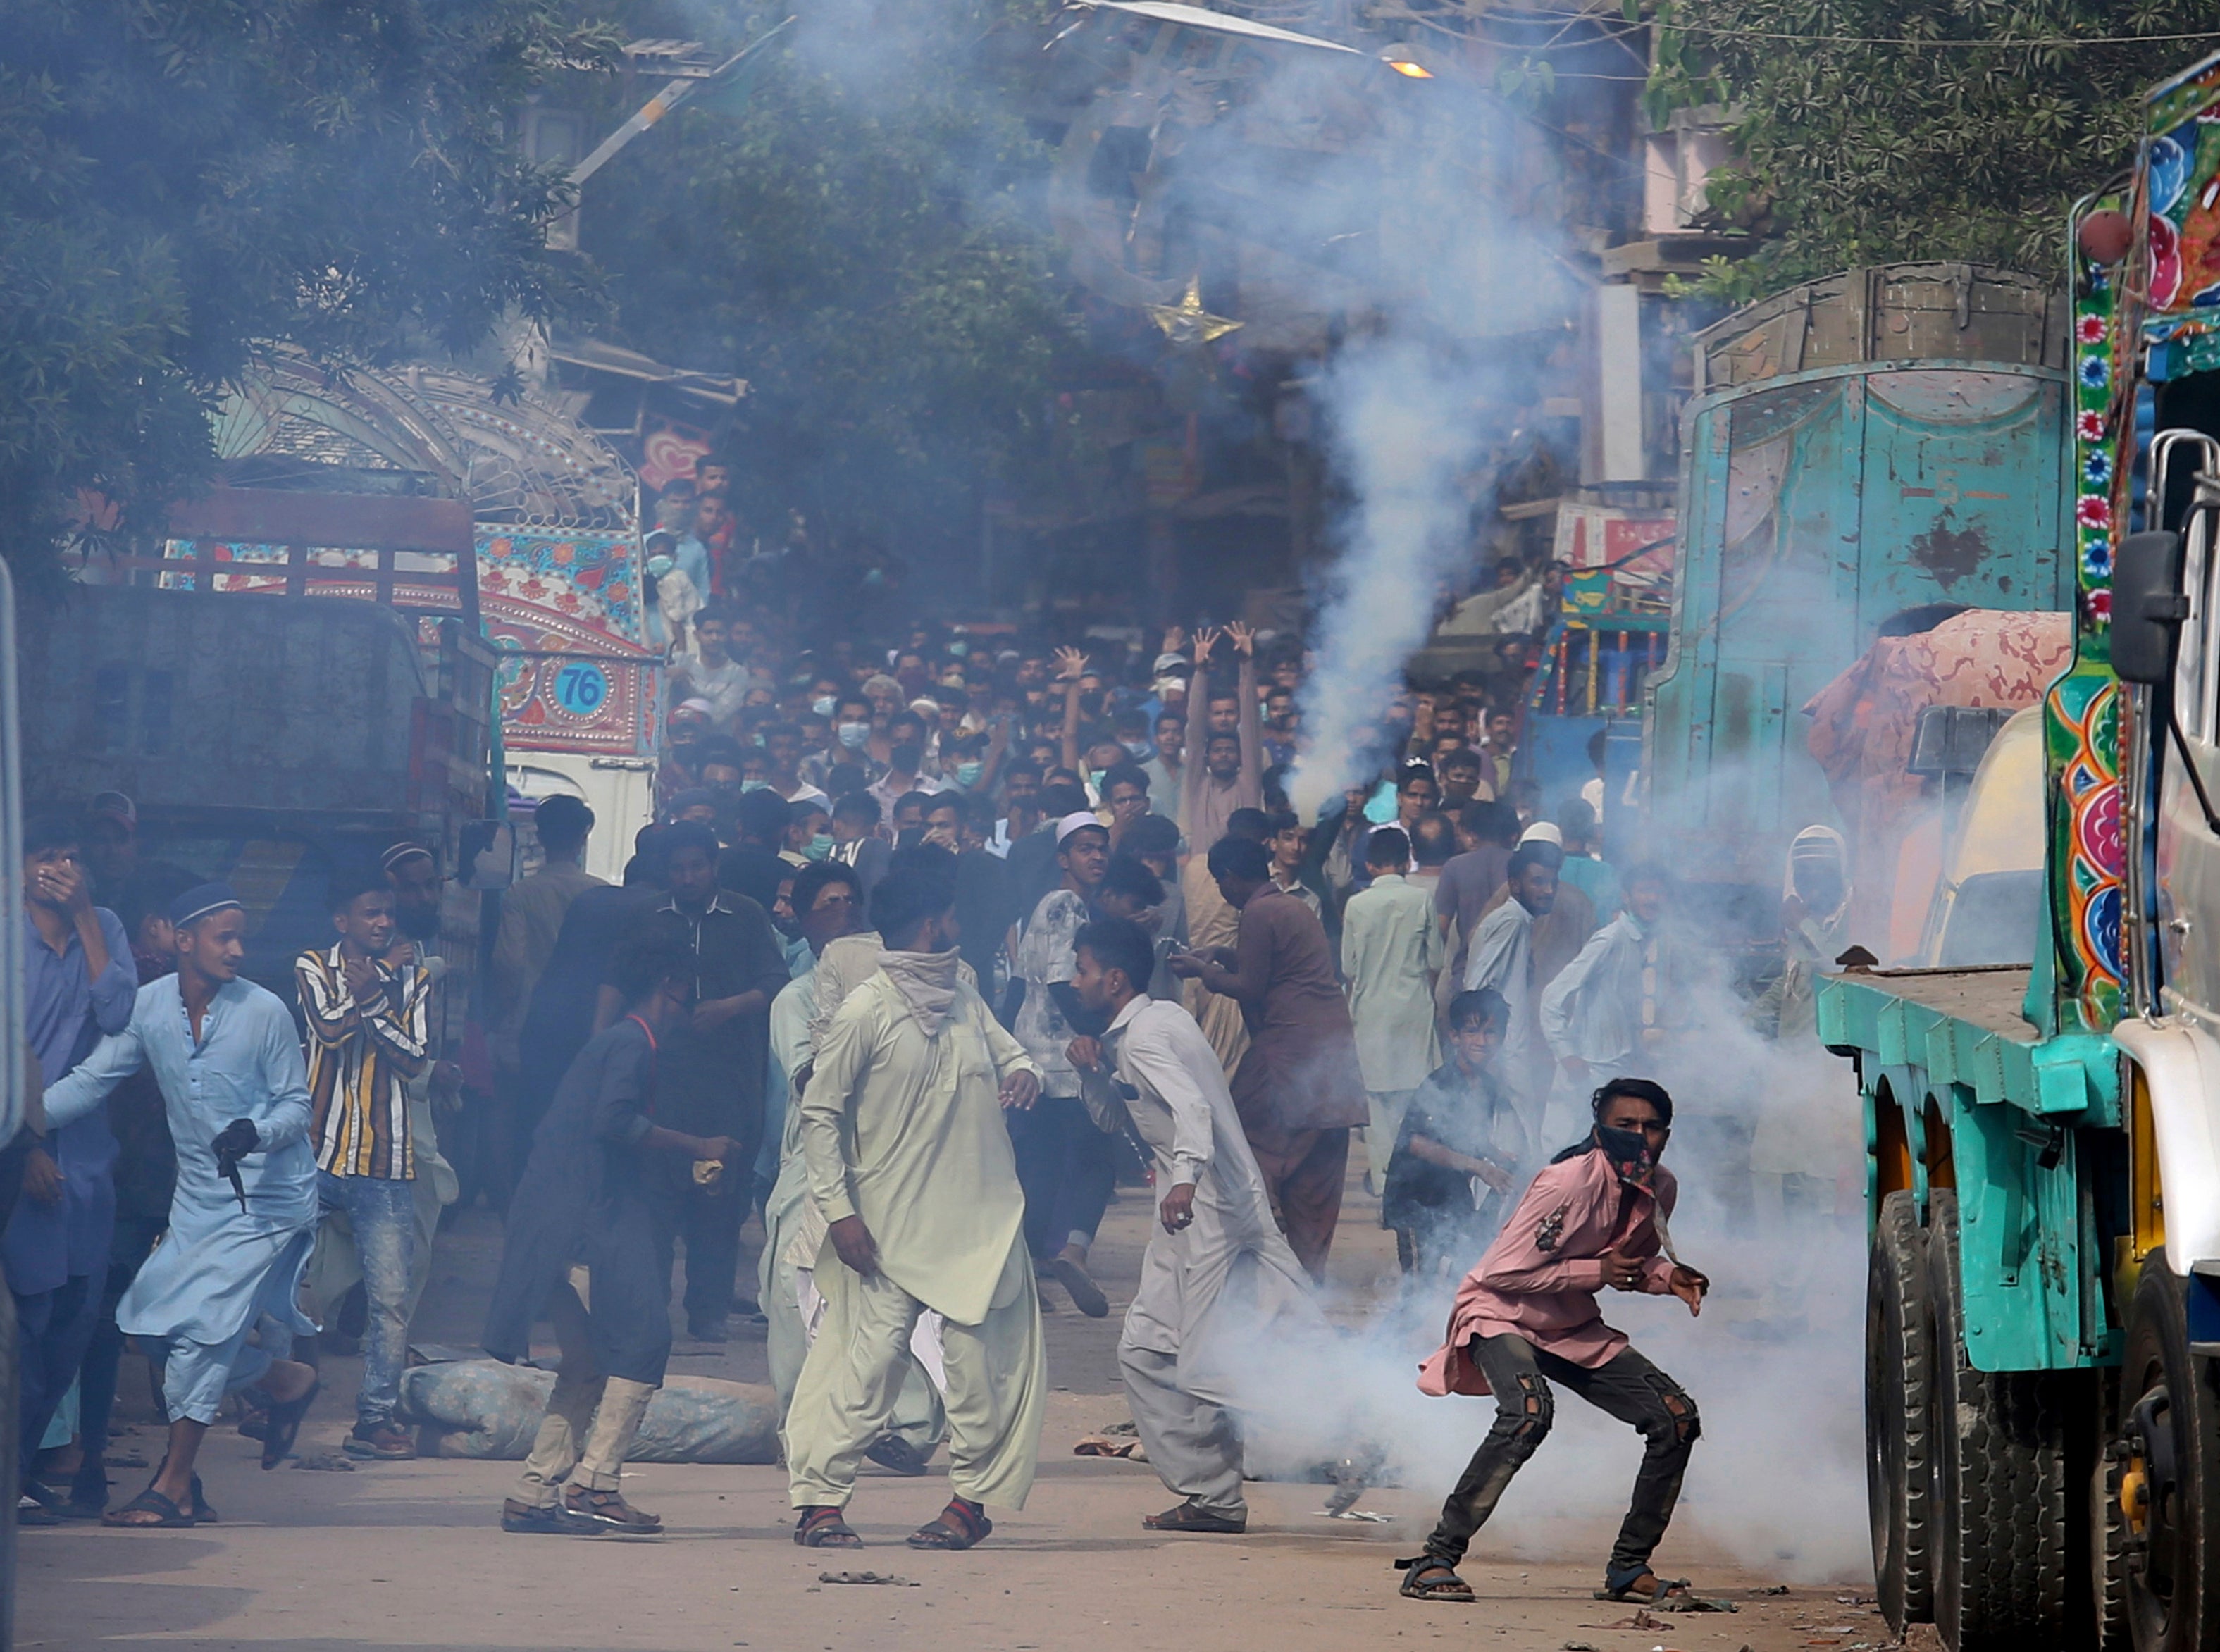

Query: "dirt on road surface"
left=20, top=1172, right=1882, bottom=1652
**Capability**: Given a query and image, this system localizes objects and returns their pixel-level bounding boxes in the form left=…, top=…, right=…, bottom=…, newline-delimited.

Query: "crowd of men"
left=7, top=587, right=1830, bottom=1601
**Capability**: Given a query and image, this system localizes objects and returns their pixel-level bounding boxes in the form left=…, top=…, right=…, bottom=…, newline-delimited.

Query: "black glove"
left=211, top=1118, right=260, bottom=1162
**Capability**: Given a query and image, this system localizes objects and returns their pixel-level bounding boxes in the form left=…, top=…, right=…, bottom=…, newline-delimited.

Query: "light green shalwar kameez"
left=786, top=963, right=1046, bottom=1512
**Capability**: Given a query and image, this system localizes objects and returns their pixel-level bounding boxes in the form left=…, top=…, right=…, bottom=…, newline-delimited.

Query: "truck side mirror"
left=2112, top=529, right=2188, bottom=685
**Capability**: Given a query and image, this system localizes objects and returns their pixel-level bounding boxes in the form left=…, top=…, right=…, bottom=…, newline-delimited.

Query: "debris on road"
left=818, top=1571, right=920, bottom=1587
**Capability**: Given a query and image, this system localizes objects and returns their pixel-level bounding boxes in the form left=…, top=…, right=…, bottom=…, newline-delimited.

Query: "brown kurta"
left=1179, top=857, right=1250, bottom=1076
left=1221, top=886, right=1367, bottom=1134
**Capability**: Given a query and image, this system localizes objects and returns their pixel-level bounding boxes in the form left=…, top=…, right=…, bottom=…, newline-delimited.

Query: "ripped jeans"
left=1423, top=1333, right=1699, bottom=1579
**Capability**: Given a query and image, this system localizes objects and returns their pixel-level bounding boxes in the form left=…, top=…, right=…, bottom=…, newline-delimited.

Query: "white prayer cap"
left=1518, top=821, right=1563, bottom=848
left=1056, top=811, right=1109, bottom=845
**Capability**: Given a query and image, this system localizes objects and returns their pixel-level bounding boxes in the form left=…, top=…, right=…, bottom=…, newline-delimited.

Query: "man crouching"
left=1401, top=1078, right=1707, bottom=1606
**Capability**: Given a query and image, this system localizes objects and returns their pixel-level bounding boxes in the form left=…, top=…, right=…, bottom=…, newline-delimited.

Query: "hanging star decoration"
left=1148, top=278, right=1244, bottom=348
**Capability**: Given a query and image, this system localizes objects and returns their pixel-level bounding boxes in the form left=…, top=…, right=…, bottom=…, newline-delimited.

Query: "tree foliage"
left=0, top=0, right=617, bottom=589
left=1644, top=0, right=2216, bottom=298
left=577, top=0, right=1079, bottom=568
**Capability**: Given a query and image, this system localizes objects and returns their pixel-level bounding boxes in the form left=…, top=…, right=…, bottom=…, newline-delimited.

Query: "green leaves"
left=0, top=0, right=607, bottom=590
left=1644, top=0, right=2212, bottom=297
left=581, top=0, right=1079, bottom=567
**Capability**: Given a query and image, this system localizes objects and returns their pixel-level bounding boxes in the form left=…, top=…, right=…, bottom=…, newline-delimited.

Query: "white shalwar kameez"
left=1079, top=994, right=1320, bottom=1522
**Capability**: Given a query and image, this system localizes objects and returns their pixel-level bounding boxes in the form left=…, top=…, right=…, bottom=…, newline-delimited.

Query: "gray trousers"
left=1118, top=1341, right=1246, bottom=1520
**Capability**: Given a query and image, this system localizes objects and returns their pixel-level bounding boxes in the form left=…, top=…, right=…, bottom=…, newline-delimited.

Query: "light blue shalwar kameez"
left=44, top=976, right=318, bottom=1424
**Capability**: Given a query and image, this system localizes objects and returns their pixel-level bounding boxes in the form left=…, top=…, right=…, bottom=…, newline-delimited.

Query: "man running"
left=43, top=884, right=323, bottom=1524
left=1067, top=916, right=1316, bottom=1535
left=1400, top=1078, right=1706, bottom=1606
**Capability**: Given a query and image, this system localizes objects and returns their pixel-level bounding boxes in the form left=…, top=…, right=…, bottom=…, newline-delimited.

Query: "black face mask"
left=397, top=900, right=442, bottom=942
left=1595, top=1122, right=1656, bottom=1182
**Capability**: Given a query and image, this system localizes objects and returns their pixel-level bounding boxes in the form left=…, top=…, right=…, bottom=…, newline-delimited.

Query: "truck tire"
left=2119, top=1255, right=2220, bottom=1652
left=2092, top=1366, right=2132, bottom=1651
left=1928, top=1189, right=2071, bottom=1651
left=1868, top=1188, right=1935, bottom=1632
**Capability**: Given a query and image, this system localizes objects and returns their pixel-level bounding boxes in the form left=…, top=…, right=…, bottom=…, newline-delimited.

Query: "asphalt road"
left=20, top=1165, right=1885, bottom=1652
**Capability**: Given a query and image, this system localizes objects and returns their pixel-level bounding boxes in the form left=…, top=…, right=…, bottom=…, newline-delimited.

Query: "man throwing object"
left=1402, top=1078, right=1706, bottom=1606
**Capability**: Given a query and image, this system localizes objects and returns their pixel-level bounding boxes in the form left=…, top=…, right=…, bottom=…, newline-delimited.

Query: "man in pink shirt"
left=1400, top=1078, right=1708, bottom=1607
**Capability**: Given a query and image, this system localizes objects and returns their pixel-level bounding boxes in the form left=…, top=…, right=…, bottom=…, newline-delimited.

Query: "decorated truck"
left=1642, top=262, right=2075, bottom=953
left=1817, top=49, right=2220, bottom=1652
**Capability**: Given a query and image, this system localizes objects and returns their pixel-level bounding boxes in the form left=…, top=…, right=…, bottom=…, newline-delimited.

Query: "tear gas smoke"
left=1286, top=342, right=1508, bottom=820
left=1213, top=961, right=1871, bottom=1584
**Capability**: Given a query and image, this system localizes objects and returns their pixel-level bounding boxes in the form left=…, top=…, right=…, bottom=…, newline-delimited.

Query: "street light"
left=1072, top=0, right=1432, bottom=79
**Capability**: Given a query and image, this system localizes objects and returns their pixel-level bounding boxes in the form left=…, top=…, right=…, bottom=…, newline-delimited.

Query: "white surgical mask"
left=837, top=722, right=870, bottom=750
left=812, top=695, right=836, bottom=718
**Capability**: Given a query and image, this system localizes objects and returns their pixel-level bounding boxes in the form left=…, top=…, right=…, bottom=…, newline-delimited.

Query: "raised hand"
left=1191, top=626, right=1222, bottom=666
left=1225, top=620, right=1255, bottom=657
left=1054, top=645, right=1089, bottom=682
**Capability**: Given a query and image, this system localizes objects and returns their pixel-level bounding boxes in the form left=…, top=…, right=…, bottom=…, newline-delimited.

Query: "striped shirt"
left=298, top=944, right=431, bottom=1179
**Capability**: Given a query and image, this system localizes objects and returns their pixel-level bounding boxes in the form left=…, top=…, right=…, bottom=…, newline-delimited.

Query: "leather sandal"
left=794, top=1505, right=863, bottom=1548
left=1396, top=1555, right=1476, bottom=1602
left=908, top=1496, right=993, bottom=1550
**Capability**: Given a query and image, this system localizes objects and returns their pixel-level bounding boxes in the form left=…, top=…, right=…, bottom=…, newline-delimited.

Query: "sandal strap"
left=936, top=1499, right=990, bottom=1542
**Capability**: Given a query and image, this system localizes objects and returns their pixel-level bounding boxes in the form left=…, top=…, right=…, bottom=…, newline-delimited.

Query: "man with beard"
left=1462, top=841, right=1572, bottom=1144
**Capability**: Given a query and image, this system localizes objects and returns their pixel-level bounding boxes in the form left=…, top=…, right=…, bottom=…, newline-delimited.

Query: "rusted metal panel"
left=20, top=585, right=429, bottom=820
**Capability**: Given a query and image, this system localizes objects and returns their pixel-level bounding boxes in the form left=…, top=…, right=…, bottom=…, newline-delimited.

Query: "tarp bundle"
left=399, top=1359, right=781, bottom=1462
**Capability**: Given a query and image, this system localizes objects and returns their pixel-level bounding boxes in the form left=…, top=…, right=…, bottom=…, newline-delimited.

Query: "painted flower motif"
left=2078, top=410, right=2107, bottom=442
left=552, top=543, right=575, bottom=566
left=2084, top=540, right=2113, bottom=579
left=2076, top=494, right=2112, bottom=530
left=2085, top=450, right=2114, bottom=488
left=2088, top=588, right=2114, bottom=623
left=2080, top=354, right=2111, bottom=390
left=2077, top=313, right=2107, bottom=344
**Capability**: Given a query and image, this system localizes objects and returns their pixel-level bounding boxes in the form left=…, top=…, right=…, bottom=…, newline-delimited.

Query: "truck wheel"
left=2092, top=1367, right=2131, bottom=1650
left=1929, top=1189, right=2070, bottom=1651
left=1868, top=1188, right=1935, bottom=1632
left=2119, top=1255, right=2220, bottom=1652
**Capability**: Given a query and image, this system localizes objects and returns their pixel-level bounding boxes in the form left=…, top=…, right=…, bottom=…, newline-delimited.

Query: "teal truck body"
left=1815, top=49, right=2220, bottom=1652
left=1643, top=268, right=2072, bottom=936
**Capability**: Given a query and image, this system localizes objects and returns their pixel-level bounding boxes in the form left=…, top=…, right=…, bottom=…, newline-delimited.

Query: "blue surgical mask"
left=812, top=695, right=836, bottom=718
left=837, top=722, right=870, bottom=749
left=645, top=552, right=676, bottom=578
left=807, top=833, right=834, bottom=861
left=740, top=778, right=768, bottom=793
left=1089, top=769, right=1108, bottom=793
left=955, top=761, right=984, bottom=788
